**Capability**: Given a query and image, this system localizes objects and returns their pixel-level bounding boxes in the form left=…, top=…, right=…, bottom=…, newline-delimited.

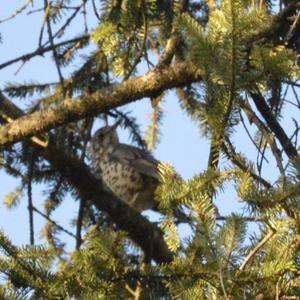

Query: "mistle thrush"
left=89, top=124, right=159, bottom=211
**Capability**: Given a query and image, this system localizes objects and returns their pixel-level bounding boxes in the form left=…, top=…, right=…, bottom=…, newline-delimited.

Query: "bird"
left=88, top=123, right=160, bottom=211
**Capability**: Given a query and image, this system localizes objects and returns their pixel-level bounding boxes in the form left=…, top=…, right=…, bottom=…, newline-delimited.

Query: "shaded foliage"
left=0, top=0, right=299, bottom=298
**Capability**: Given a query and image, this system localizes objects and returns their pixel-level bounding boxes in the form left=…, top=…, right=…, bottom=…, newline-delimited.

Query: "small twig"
left=91, top=0, right=100, bottom=21
left=241, top=99, right=285, bottom=174
left=239, top=109, right=269, bottom=164
left=123, top=0, right=148, bottom=80
left=27, top=156, right=35, bottom=245
left=42, top=2, right=85, bottom=47
left=219, top=269, right=228, bottom=299
left=110, top=109, right=147, bottom=150
left=250, top=89, right=298, bottom=160
left=292, top=119, right=300, bottom=150
left=44, top=0, right=65, bottom=94
left=38, top=0, right=48, bottom=47
left=75, top=198, right=85, bottom=249
left=216, top=215, right=266, bottom=222
left=257, top=137, right=267, bottom=177
left=0, top=35, right=89, bottom=71
left=283, top=80, right=300, bottom=89
left=32, top=206, right=76, bottom=239
left=82, top=0, right=88, bottom=33
left=222, top=136, right=272, bottom=189
left=125, top=282, right=142, bottom=300
left=282, top=97, right=300, bottom=109
left=0, top=162, right=24, bottom=179
left=239, top=227, right=276, bottom=272
left=291, top=84, right=300, bottom=107
left=28, top=5, right=80, bottom=15
left=276, top=281, right=280, bottom=300
left=286, top=11, right=300, bottom=40
left=0, top=0, right=33, bottom=24
left=14, top=61, right=26, bottom=76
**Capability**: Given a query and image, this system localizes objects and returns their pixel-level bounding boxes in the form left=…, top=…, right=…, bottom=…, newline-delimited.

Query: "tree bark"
left=0, top=92, right=173, bottom=264
left=0, top=62, right=201, bottom=147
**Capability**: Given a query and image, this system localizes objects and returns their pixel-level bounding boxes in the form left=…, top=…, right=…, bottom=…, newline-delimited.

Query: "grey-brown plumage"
left=89, top=124, right=159, bottom=211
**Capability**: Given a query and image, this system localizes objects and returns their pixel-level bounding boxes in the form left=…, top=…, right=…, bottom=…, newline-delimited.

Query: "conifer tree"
left=0, top=0, right=299, bottom=298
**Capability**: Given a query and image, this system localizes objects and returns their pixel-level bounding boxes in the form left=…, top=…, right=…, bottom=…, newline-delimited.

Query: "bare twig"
left=82, top=0, right=88, bottom=33
left=27, top=156, right=35, bottom=245
left=216, top=215, right=265, bottom=222
left=44, top=0, right=65, bottom=93
left=250, top=90, right=298, bottom=160
left=221, top=136, right=272, bottom=189
left=91, top=0, right=100, bottom=21
left=291, top=84, right=300, bottom=107
left=0, top=35, right=89, bottom=71
left=241, top=98, right=285, bottom=174
left=124, top=0, right=148, bottom=80
left=75, top=197, right=85, bottom=249
left=32, top=206, right=76, bottom=239
left=239, top=109, right=269, bottom=164
left=125, top=282, right=142, bottom=300
left=257, top=137, right=267, bottom=177
left=239, top=227, right=276, bottom=272
left=0, top=0, right=33, bottom=24
left=42, top=2, right=85, bottom=47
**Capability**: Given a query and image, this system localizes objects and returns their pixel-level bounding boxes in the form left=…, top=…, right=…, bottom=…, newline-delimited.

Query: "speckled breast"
left=100, top=158, right=144, bottom=204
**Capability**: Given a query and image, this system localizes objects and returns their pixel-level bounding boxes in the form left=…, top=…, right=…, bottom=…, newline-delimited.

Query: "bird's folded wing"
left=110, top=144, right=160, bottom=180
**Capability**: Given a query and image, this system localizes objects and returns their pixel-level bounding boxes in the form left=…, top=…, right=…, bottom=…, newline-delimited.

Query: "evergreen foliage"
left=0, top=0, right=299, bottom=298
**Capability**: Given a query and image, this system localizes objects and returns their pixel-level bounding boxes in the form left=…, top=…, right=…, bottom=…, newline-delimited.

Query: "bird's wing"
left=110, top=144, right=160, bottom=180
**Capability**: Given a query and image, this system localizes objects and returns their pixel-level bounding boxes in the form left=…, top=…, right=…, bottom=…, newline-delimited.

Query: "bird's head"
left=91, top=123, right=119, bottom=152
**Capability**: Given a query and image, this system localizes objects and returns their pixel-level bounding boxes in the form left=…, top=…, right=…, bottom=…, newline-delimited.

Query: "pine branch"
left=41, top=144, right=174, bottom=263
left=42, top=1, right=86, bottom=47
left=240, top=98, right=285, bottom=173
left=0, top=62, right=202, bottom=148
left=27, top=157, right=35, bottom=245
left=75, top=197, right=85, bottom=249
left=0, top=0, right=33, bottom=24
left=123, top=0, right=148, bottom=80
left=250, top=90, right=298, bottom=160
left=221, top=136, right=271, bottom=189
left=0, top=93, right=174, bottom=264
left=0, top=35, right=89, bottom=71
left=248, top=0, right=300, bottom=49
left=239, top=228, right=276, bottom=272
left=43, top=0, right=65, bottom=93
left=32, top=206, right=76, bottom=239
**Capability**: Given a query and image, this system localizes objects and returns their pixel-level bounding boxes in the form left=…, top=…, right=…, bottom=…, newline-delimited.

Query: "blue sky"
left=0, top=1, right=295, bottom=250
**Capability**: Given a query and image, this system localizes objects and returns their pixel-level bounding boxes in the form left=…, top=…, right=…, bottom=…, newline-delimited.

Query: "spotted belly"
left=101, top=161, right=143, bottom=201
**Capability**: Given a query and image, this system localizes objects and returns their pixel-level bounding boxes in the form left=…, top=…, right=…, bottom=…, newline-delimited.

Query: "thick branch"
left=0, top=92, right=173, bottom=264
left=0, top=62, right=201, bottom=147
left=41, top=145, right=173, bottom=263
left=249, top=1, right=300, bottom=48
left=250, top=91, right=298, bottom=160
